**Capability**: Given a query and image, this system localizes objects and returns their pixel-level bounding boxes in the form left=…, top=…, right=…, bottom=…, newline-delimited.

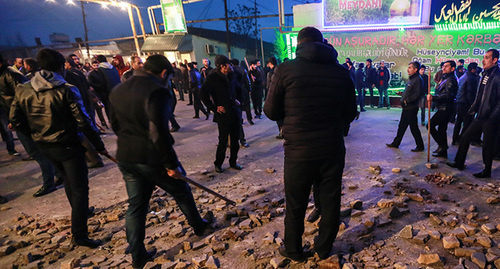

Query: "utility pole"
left=80, top=2, right=91, bottom=61
left=254, top=0, right=258, bottom=58
left=224, top=0, right=231, bottom=58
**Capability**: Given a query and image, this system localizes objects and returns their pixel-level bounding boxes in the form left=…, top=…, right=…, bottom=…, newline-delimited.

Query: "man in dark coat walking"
left=428, top=60, right=458, bottom=158
left=264, top=27, right=357, bottom=261
left=447, top=49, right=500, bottom=178
left=110, top=55, right=210, bottom=268
left=200, top=55, right=243, bottom=173
left=386, top=62, right=425, bottom=152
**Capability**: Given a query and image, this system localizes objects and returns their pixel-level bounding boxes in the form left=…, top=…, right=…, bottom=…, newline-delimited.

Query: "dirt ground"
left=0, top=99, right=499, bottom=268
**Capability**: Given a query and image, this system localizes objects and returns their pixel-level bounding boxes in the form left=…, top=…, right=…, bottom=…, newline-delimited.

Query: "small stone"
left=476, top=236, right=492, bottom=248
left=417, top=253, right=442, bottom=265
left=364, top=218, right=375, bottom=228
left=348, top=185, right=358, bottom=190
left=342, top=263, right=355, bottom=269
left=377, top=198, right=394, bottom=208
left=349, top=200, right=363, bottom=210
left=388, top=207, right=403, bottom=219
left=183, top=242, right=192, bottom=251
left=399, top=225, right=413, bottom=239
left=413, top=231, right=430, bottom=244
left=463, top=237, right=476, bottom=244
left=192, top=241, right=207, bottom=250
left=486, top=196, right=500, bottom=204
left=429, top=230, right=442, bottom=240
left=339, top=222, right=347, bottom=231
left=256, top=187, right=266, bottom=193
left=454, top=247, right=480, bottom=257
left=438, top=194, right=449, bottom=201
left=369, top=165, right=381, bottom=175
left=429, top=214, right=443, bottom=225
left=238, top=219, right=253, bottom=230
left=392, top=168, right=401, bottom=173
left=61, top=258, right=80, bottom=269
left=317, top=255, right=340, bottom=269
left=405, top=193, right=423, bottom=202
left=471, top=252, right=486, bottom=268
left=481, top=223, right=497, bottom=234
left=266, top=168, right=276, bottom=174
left=469, top=205, right=477, bottom=212
left=443, top=236, right=460, bottom=249
left=425, top=163, right=438, bottom=169
left=449, top=227, right=467, bottom=238
left=192, top=255, right=208, bottom=267
left=443, top=215, right=459, bottom=227
left=340, top=207, right=352, bottom=217
left=460, top=224, right=477, bottom=236
left=350, top=209, right=363, bottom=217
left=205, top=256, right=219, bottom=269
left=211, top=242, right=227, bottom=252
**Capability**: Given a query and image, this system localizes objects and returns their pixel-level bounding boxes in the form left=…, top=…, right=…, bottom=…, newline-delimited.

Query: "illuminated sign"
left=160, top=0, right=188, bottom=33
left=432, top=0, right=500, bottom=31
left=323, top=0, right=424, bottom=28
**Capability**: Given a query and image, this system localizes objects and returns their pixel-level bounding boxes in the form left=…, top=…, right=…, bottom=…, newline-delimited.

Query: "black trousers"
left=251, top=87, right=263, bottom=116
left=391, top=107, right=424, bottom=148
left=192, top=90, right=207, bottom=117
left=38, top=144, right=89, bottom=239
left=430, top=108, right=453, bottom=150
left=241, top=90, right=253, bottom=122
left=454, top=119, right=500, bottom=171
left=215, top=119, right=240, bottom=167
left=452, top=103, right=473, bottom=144
left=284, top=156, right=344, bottom=258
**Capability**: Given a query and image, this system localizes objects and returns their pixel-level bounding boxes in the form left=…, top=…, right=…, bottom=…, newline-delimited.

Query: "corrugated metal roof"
left=141, top=34, right=193, bottom=52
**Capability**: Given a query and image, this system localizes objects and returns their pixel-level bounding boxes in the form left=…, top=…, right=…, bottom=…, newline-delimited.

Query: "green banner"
left=160, top=0, right=187, bottom=33
left=285, top=29, right=499, bottom=87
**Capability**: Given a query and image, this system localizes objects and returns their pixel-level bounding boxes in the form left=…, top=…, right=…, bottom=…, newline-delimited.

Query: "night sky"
left=0, top=0, right=301, bottom=47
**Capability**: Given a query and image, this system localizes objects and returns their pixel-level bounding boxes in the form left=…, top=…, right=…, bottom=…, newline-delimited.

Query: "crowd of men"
left=0, top=26, right=499, bottom=267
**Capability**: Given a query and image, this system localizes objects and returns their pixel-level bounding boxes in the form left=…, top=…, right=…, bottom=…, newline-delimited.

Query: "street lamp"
left=47, top=0, right=146, bottom=56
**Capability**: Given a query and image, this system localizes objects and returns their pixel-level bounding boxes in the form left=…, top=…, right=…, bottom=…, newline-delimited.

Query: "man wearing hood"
left=10, top=48, right=108, bottom=248
left=264, top=27, right=357, bottom=261
left=112, top=54, right=130, bottom=78
left=88, top=55, right=121, bottom=119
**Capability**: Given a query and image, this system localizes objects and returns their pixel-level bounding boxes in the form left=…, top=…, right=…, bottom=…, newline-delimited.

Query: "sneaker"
left=0, top=195, right=7, bottom=204
left=170, top=126, right=180, bottom=132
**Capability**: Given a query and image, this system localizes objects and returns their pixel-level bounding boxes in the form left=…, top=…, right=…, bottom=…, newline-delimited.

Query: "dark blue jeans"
left=118, top=162, right=204, bottom=262
left=17, top=132, right=56, bottom=188
left=37, top=144, right=89, bottom=238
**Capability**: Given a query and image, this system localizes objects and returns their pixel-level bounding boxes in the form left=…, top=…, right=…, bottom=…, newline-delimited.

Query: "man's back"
left=110, top=70, right=176, bottom=167
left=265, top=41, right=357, bottom=161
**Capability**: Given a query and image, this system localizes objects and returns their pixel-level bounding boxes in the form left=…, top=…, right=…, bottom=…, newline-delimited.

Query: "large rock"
left=317, top=255, right=340, bottom=269
left=398, top=225, right=413, bottom=239
left=417, top=253, right=442, bottom=266
left=443, top=236, right=460, bottom=249
left=471, top=252, right=486, bottom=268
left=377, top=199, right=394, bottom=208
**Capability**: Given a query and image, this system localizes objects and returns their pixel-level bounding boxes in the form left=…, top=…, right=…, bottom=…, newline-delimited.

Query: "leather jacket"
left=433, top=72, right=458, bottom=110
left=469, top=65, right=500, bottom=122
left=401, top=73, right=422, bottom=110
left=10, top=70, right=104, bottom=151
left=0, top=64, right=27, bottom=113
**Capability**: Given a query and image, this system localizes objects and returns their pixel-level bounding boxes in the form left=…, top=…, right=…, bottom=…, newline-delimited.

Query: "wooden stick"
left=101, top=153, right=236, bottom=205
left=427, top=69, right=432, bottom=163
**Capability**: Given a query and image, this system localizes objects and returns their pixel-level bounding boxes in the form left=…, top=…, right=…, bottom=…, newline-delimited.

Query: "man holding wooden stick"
left=110, top=55, right=210, bottom=268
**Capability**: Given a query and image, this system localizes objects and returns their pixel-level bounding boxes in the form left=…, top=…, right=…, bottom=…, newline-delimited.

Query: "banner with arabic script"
left=431, top=0, right=500, bottom=31
left=285, top=29, right=499, bottom=89
left=323, top=0, right=424, bottom=28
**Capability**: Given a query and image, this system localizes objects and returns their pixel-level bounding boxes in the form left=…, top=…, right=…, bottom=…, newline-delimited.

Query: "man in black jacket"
left=10, top=48, right=107, bottom=248
left=264, top=27, right=357, bottom=261
left=452, top=62, right=479, bottom=145
left=201, top=55, right=243, bottom=173
left=249, top=60, right=264, bottom=118
left=387, top=62, right=425, bottom=152
left=87, top=55, right=120, bottom=119
left=110, top=55, right=210, bottom=268
left=448, top=49, right=500, bottom=178
left=355, top=63, right=366, bottom=112
left=428, top=60, right=458, bottom=158
left=364, top=59, right=377, bottom=107
left=376, top=60, right=391, bottom=108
